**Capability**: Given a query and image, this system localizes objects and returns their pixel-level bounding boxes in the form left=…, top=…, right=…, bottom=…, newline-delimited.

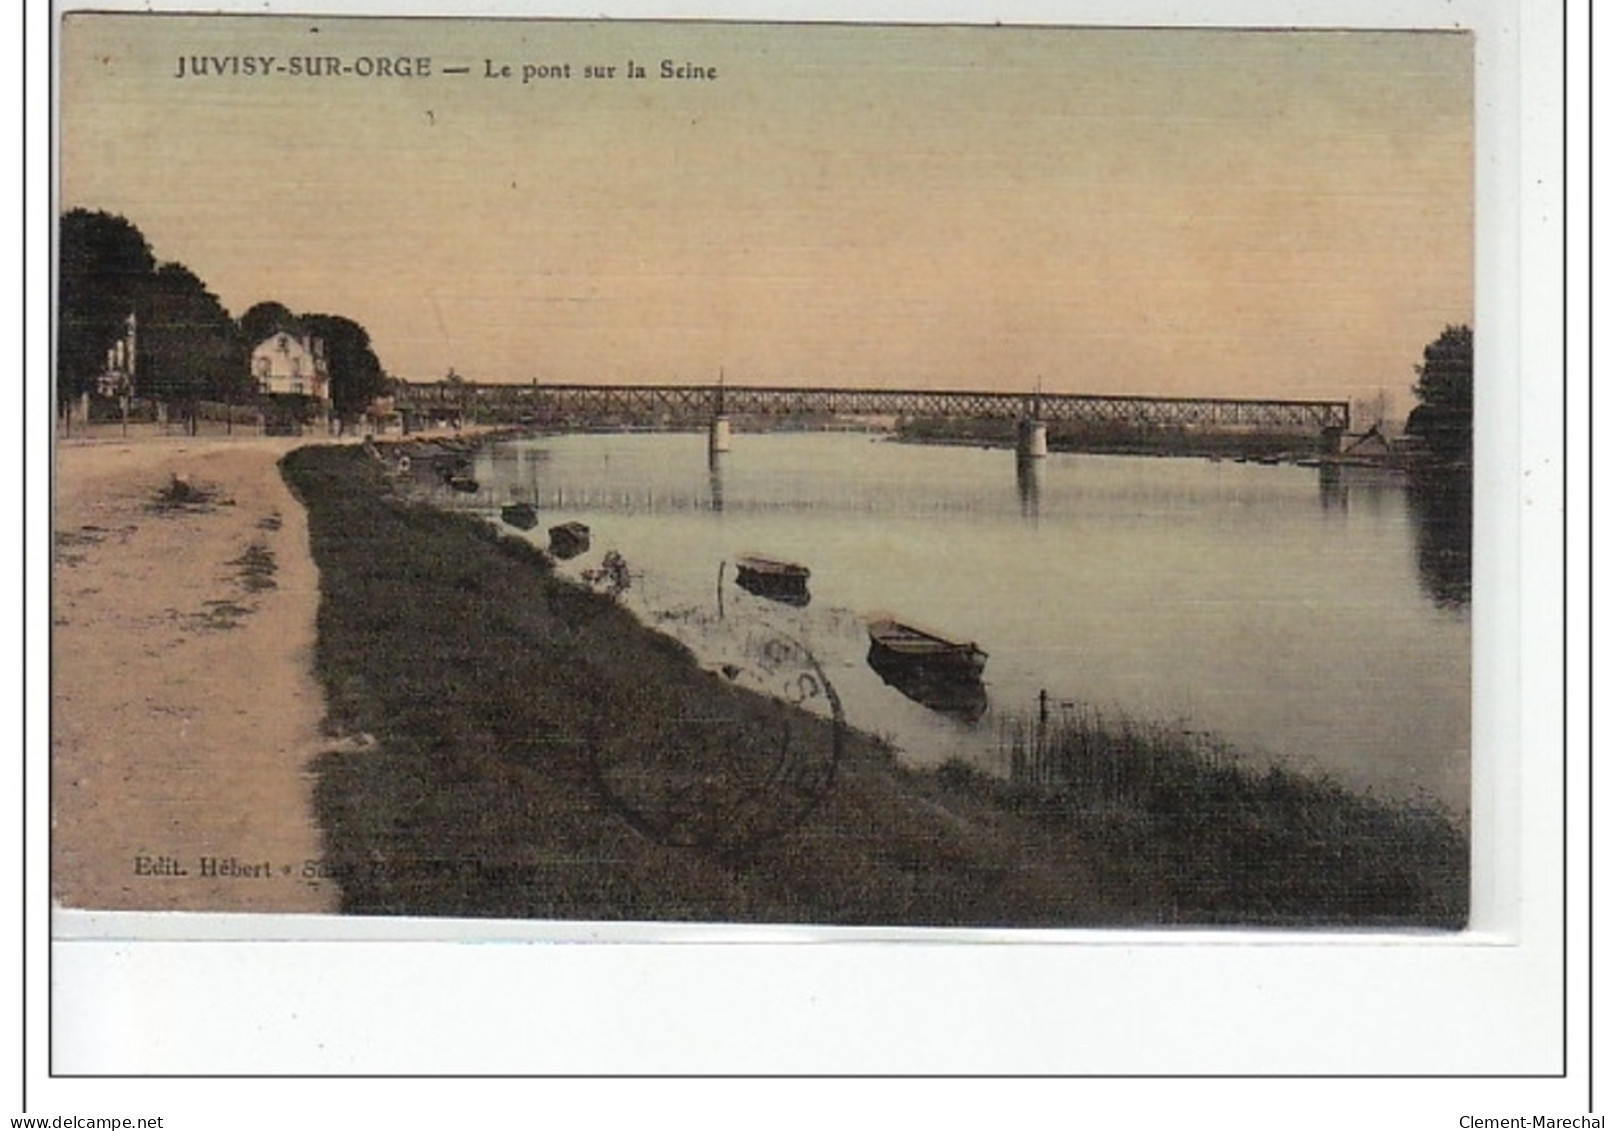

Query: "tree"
left=137, top=262, right=241, bottom=424
left=237, top=300, right=302, bottom=350
left=58, top=209, right=155, bottom=410
left=300, top=312, right=388, bottom=423
left=1404, top=324, right=1472, bottom=465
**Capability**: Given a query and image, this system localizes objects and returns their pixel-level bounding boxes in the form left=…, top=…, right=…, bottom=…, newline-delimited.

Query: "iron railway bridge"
left=395, top=382, right=1351, bottom=435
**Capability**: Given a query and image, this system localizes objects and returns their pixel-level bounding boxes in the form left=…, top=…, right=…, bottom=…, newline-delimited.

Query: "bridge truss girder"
left=395, top=383, right=1349, bottom=433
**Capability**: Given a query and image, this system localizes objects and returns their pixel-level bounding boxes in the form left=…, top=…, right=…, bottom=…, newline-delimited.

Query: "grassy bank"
left=989, top=711, right=1466, bottom=926
left=280, top=444, right=1466, bottom=927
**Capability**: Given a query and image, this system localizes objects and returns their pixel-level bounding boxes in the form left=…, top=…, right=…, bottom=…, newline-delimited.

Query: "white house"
left=251, top=331, right=330, bottom=402
left=96, top=312, right=137, bottom=397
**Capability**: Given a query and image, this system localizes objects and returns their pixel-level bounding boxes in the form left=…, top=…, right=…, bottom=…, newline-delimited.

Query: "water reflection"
left=1318, top=464, right=1346, bottom=510
left=454, top=433, right=1468, bottom=808
left=1015, top=454, right=1043, bottom=519
left=1314, top=461, right=1471, bottom=608
left=1314, top=463, right=1400, bottom=519
left=866, top=647, right=989, bottom=723
left=708, top=450, right=725, bottom=513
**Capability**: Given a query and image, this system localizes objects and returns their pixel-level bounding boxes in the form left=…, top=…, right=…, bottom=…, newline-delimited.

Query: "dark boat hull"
left=866, top=645, right=988, bottom=721
left=733, top=555, right=812, bottom=607
left=735, top=566, right=811, bottom=607
left=501, top=503, right=539, bottom=530
left=864, top=616, right=988, bottom=719
left=866, top=619, right=986, bottom=670
left=548, top=522, right=591, bottom=559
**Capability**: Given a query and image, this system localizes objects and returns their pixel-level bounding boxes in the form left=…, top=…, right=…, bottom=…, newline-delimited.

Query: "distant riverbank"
left=893, top=416, right=1343, bottom=461
left=278, top=443, right=1466, bottom=928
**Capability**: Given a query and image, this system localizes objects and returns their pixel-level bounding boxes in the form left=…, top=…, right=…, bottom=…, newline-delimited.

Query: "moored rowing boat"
left=865, top=614, right=987, bottom=675
left=501, top=502, right=539, bottom=530
left=734, top=553, right=812, bottom=605
left=548, top=521, right=591, bottom=558
left=864, top=613, right=988, bottom=719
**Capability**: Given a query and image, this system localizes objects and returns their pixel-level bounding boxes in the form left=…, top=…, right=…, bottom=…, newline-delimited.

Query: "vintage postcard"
left=37, top=0, right=1583, bottom=1099
left=52, top=11, right=1481, bottom=936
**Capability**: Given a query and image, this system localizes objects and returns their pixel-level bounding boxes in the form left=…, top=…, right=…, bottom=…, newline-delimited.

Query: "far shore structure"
left=54, top=16, right=1473, bottom=926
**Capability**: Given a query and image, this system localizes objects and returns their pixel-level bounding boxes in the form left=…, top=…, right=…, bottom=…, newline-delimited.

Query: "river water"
left=442, top=431, right=1469, bottom=813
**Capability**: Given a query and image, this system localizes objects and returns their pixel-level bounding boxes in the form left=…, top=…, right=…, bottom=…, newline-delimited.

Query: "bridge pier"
left=1016, top=418, right=1048, bottom=459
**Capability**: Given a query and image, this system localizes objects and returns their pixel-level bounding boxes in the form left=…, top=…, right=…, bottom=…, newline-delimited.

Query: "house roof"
left=253, top=330, right=312, bottom=350
left=1341, top=425, right=1394, bottom=455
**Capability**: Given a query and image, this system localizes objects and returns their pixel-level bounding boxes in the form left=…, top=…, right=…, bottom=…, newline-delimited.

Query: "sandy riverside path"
left=52, top=436, right=344, bottom=913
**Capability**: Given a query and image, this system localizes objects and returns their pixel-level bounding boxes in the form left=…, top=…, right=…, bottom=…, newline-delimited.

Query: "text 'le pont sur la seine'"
left=171, top=56, right=719, bottom=82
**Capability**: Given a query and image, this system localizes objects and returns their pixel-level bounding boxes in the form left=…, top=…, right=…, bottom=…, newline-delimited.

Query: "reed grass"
left=973, top=706, right=1468, bottom=927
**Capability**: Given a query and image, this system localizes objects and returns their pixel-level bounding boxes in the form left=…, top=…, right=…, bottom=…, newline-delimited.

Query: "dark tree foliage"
left=59, top=208, right=393, bottom=426
left=136, top=262, right=242, bottom=410
left=1402, top=324, right=1473, bottom=607
left=238, top=300, right=303, bottom=349
left=58, top=209, right=155, bottom=408
left=301, top=312, right=388, bottom=421
left=1405, top=324, right=1473, bottom=465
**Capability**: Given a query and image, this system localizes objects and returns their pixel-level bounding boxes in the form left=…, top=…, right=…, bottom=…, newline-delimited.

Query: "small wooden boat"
left=865, top=615, right=987, bottom=676
left=501, top=502, right=540, bottom=530
left=733, top=553, right=811, bottom=605
left=865, top=614, right=988, bottom=719
left=548, top=521, right=591, bottom=559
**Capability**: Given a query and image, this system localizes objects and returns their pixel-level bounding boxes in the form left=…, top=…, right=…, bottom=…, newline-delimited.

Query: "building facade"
left=96, top=312, right=137, bottom=397
left=251, top=332, right=330, bottom=402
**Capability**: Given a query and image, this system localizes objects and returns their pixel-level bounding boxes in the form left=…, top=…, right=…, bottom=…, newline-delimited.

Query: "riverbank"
left=893, top=417, right=1341, bottom=462
left=280, top=443, right=1466, bottom=927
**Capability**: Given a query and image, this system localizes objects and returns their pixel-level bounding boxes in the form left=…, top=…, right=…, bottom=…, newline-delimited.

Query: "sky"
left=60, top=15, right=1472, bottom=413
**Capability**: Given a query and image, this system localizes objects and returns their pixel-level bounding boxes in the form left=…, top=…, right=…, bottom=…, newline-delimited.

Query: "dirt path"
left=52, top=436, right=341, bottom=912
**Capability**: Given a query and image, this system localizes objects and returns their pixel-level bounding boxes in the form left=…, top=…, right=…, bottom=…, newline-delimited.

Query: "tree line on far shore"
left=59, top=205, right=1473, bottom=459
left=57, top=208, right=390, bottom=427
